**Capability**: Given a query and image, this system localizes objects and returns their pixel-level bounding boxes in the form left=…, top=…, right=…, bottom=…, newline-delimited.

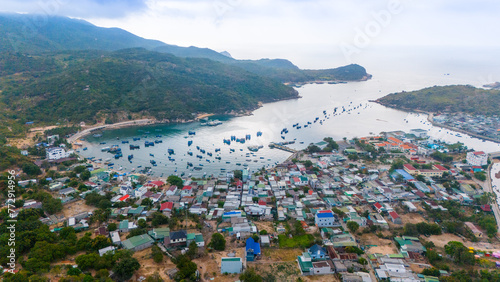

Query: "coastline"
left=373, top=100, right=500, bottom=144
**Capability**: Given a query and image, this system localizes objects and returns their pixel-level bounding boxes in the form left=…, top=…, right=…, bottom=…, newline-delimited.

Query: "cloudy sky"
left=1, top=0, right=499, bottom=68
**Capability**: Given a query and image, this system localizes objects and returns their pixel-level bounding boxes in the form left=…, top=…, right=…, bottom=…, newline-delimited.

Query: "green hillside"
left=0, top=49, right=298, bottom=126
left=0, top=14, right=369, bottom=83
left=377, top=85, right=500, bottom=115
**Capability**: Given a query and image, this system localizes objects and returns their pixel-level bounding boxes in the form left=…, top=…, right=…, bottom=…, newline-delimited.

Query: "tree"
left=347, top=221, right=359, bottom=233
left=141, top=198, right=153, bottom=208
left=151, top=212, right=169, bottom=227
left=91, top=235, right=112, bottom=251
left=138, top=218, right=148, bottom=229
left=474, top=171, right=487, bottom=181
left=152, top=245, right=163, bottom=263
left=421, top=267, right=440, bottom=277
left=108, top=223, right=117, bottom=232
left=80, top=170, right=91, bottom=181
left=210, top=233, right=226, bottom=251
left=113, top=257, right=140, bottom=281
left=239, top=268, right=263, bottom=282
left=186, top=241, right=198, bottom=259
left=174, top=255, right=198, bottom=281
left=167, top=175, right=183, bottom=188
left=444, top=241, right=475, bottom=265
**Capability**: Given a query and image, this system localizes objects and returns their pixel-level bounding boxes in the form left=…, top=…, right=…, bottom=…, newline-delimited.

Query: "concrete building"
left=466, top=151, right=488, bottom=167
left=220, top=257, right=243, bottom=274
left=122, top=234, right=154, bottom=251
left=315, top=210, right=336, bottom=227
left=46, top=147, right=70, bottom=160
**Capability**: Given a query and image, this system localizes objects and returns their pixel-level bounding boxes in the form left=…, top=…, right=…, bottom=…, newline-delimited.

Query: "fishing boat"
left=130, top=144, right=140, bottom=150
left=128, top=154, right=134, bottom=161
left=114, top=153, right=122, bottom=159
left=188, top=140, right=193, bottom=146
left=121, top=140, right=129, bottom=144
left=83, top=147, right=88, bottom=151
left=133, top=137, right=141, bottom=141
left=101, top=146, right=110, bottom=152
left=187, top=152, right=193, bottom=156
left=206, top=120, right=222, bottom=126
left=154, top=140, right=163, bottom=143
left=93, top=134, right=102, bottom=138
left=188, top=131, right=196, bottom=135
left=168, top=149, right=175, bottom=155
left=144, top=141, right=154, bottom=147
left=257, top=131, right=263, bottom=137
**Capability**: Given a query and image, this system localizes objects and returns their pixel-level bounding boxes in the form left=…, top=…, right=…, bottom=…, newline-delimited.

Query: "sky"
left=1, top=0, right=499, bottom=68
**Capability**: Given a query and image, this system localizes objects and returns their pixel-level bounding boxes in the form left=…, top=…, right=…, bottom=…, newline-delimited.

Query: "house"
left=410, top=129, right=427, bottom=138
left=165, top=230, right=187, bottom=248
left=166, top=185, right=178, bottom=196
left=315, top=210, right=337, bottom=227
left=160, top=202, right=174, bottom=212
left=388, top=211, right=402, bottom=224
left=373, top=202, right=383, bottom=213
left=220, top=257, right=243, bottom=274
left=98, top=246, right=116, bottom=257
left=404, top=201, right=417, bottom=212
left=465, top=222, right=483, bottom=238
left=333, top=261, right=348, bottom=272
left=59, top=187, right=76, bottom=196
left=260, top=235, right=270, bottom=247
left=119, top=220, right=137, bottom=233
left=181, top=186, right=193, bottom=196
left=312, top=261, right=335, bottom=275
left=148, top=228, right=170, bottom=242
left=46, top=147, right=70, bottom=160
left=122, top=234, right=154, bottom=252
left=186, top=233, right=205, bottom=247
left=297, top=252, right=313, bottom=274
left=308, top=244, right=327, bottom=260
left=110, top=231, right=121, bottom=245
left=245, top=237, right=261, bottom=261
left=466, top=151, right=488, bottom=166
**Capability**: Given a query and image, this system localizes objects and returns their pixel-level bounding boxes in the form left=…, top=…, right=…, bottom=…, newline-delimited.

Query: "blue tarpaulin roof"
left=246, top=237, right=261, bottom=255
left=394, top=169, right=414, bottom=181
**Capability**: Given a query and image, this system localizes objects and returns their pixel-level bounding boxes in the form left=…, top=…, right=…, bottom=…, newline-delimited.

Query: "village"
left=4, top=128, right=500, bottom=282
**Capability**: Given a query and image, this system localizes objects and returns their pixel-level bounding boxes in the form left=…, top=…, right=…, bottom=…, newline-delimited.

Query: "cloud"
left=0, top=0, right=149, bottom=18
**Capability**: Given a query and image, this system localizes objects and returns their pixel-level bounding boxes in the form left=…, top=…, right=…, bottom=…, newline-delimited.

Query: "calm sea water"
left=79, top=47, right=500, bottom=177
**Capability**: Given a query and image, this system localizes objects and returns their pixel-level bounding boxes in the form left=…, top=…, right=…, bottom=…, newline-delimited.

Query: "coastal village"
left=4, top=127, right=500, bottom=282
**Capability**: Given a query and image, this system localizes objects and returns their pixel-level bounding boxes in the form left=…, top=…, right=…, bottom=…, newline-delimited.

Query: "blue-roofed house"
left=307, top=244, right=327, bottom=260
left=314, top=210, right=336, bottom=227
left=245, top=237, right=261, bottom=261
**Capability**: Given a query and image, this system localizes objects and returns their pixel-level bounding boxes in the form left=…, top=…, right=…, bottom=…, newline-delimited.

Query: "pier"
left=268, top=142, right=297, bottom=153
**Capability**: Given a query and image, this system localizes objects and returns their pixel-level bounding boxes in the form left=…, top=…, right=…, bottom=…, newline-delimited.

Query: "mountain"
left=0, top=49, right=298, bottom=126
left=377, top=85, right=500, bottom=115
left=0, top=13, right=369, bottom=83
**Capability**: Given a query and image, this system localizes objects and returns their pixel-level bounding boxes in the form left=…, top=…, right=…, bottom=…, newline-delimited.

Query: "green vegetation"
left=403, top=222, right=442, bottom=236
left=347, top=221, right=360, bottom=233
left=430, top=151, right=453, bottom=163
left=474, top=171, right=487, bottom=181
left=167, top=175, right=184, bottom=189
left=278, top=234, right=315, bottom=248
left=209, top=233, right=226, bottom=251
left=239, top=268, right=263, bottom=282
left=444, top=241, right=475, bottom=266
left=378, top=85, right=500, bottom=116
left=0, top=49, right=298, bottom=126
left=173, top=254, right=198, bottom=281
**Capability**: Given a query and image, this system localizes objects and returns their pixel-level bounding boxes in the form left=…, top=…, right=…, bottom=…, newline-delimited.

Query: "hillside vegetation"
left=0, top=49, right=298, bottom=125
left=377, top=85, right=500, bottom=115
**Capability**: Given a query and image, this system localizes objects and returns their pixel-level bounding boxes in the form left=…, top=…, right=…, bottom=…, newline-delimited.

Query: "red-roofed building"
left=258, top=200, right=267, bottom=206
left=149, top=180, right=165, bottom=188
left=181, top=186, right=193, bottom=196
left=166, top=185, right=178, bottom=196
left=433, top=164, right=448, bottom=171
left=373, top=202, right=383, bottom=213
left=481, top=205, right=492, bottom=212
left=388, top=211, right=402, bottom=224
left=118, top=195, right=130, bottom=202
left=403, top=164, right=418, bottom=174
left=388, top=137, right=403, bottom=144
left=160, top=202, right=173, bottom=212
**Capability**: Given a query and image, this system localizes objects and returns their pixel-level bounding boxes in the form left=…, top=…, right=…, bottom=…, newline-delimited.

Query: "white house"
left=46, top=147, right=70, bottom=160
left=314, top=210, right=337, bottom=227
left=134, top=186, right=148, bottom=198
left=466, top=151, right=488, bottom=167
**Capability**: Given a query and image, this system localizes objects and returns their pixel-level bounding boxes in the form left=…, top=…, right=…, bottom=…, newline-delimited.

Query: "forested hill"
left=377, top=85, right=500, bottom=115
left=0, top=13, right=369, bottom=83
left=0, top=49, right=298, bottom=125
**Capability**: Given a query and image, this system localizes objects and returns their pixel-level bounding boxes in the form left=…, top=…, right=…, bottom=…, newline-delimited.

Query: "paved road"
left=486, top=163, right=500, bottom=235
